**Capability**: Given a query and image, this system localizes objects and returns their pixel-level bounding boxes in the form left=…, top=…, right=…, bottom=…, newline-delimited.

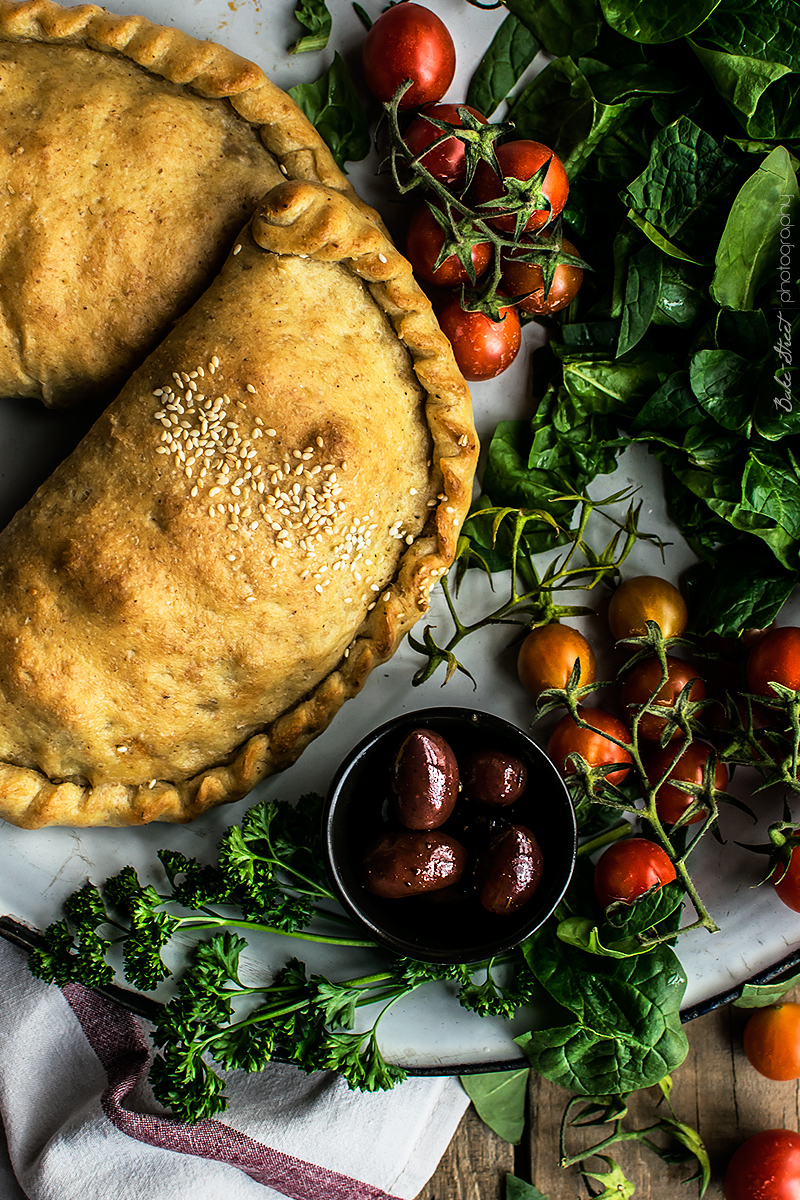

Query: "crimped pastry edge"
left=0, top=181, right=478, bottom=828
left=0, top=0, right=358, bottom=202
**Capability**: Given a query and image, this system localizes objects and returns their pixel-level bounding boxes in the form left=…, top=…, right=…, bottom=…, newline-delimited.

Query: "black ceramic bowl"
left=323, top=707, right=577, bottom=963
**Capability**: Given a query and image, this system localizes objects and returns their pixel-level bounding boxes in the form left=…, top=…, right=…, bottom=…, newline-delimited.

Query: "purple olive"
left=362, top=829, right=467, bottom=898
left=391, top=728, right=459, bottom=829
left=476, top=824, right=543, bottom=914
left=461, top=749, right=528, bottom=807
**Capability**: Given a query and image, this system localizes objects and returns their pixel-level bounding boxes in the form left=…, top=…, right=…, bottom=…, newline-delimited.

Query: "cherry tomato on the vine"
left=744, top=1003, right=800, bottom=1081
left=470, top=140, right=569, bottom=234
left=517, top=623, right=596, bottom=697
left=436, top=293, right=521, bottom=381
left=593, top=837, right=677, bottom=908
left=772, top=846, right=800, bottom=913
left=547, top=707, right=632, bottom=787
left=746, top=626, right=800, bottom=698
left=724, top=1129, right=800, bottom=1200
left=500, top=236, right=584, bottom=315
left=403, top=102, right=487, bottom=190
left=362, top=2, right=456, bottom=110
left=620, top=656, right=705, bottom=742
left=645, top=740, right=728, bottom=826
left=607, top=575, right=688, bottom=643
left=405, top=204, right=492, bottom=288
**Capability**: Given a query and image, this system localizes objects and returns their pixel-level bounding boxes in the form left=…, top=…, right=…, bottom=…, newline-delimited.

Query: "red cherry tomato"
left=470, top=140, right=569, bottom=234
left=747, top=626, right=800, bottom=698
left=608, top=575, right=688, bottom=642
left=547, top=707, right=632, bottom=787
left=516, top=623, right=596, bottom=698
left=405, top=204, right=492, bottom=288
left=436, top=294, right=521, bottom=381
left=724, top=1129, right=800, bottom=1200
left=403, top=102, right=487, bottom=189
left=593, top=837, right=677, bottom=908
left=500, top=236, right=584, bottom=315
left=362, top=3, right=456, bottom=110
left=772, top=846, right=800, bottom=913
left=620, top=656, right=706, bottom=742
left=645, top=741, right=728, bottom=826
left=744, top=1003, right=800, bottom=1081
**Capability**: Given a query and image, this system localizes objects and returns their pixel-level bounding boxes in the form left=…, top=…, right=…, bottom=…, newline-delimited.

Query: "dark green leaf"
left=461, top=1068, right=529, bottom=1144
left=288, top=53, right=369, bottom=170
left=503, top=0, right=602, bottom=57
left=516, top=924, right=688, bottom=1095
left=506, top=1175, right=549, bottom=1200
left=599, top=0, right=724, bottom=44
left=712, top=146, right=799, bottom=310
left=623, top=117, right=742, bottom=256
left=699, top=0, right=800, bottom=73
left=508, top=56, right=646, bottom=179
left=466, top=15, right=539, bottom=117
left=617, top=241, right=663, bottom=356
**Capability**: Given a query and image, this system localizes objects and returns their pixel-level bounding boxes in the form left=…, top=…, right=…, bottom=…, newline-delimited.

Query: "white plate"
left=1, top=0, right=799, bottom=1074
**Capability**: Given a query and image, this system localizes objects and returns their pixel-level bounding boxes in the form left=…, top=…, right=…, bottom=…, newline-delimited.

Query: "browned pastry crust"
left=0, top=180, right=478, bottom=828
left=0, top=0, right=363, bottom=408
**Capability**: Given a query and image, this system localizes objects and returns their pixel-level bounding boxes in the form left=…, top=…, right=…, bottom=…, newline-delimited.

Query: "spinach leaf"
left=684, top=541, right=799, bottom=636
left=599, top=0, right=724, bottom=45
left=503, top=0, right=602, bottom=57
left=734, top=447, right=800, bottom=570
left=617, top=241, right=663, bottom=356
left=664, top=467, right=742, bottom=559
left=690, top=41, right=792, bottom=136
left=460, top=1068, right=529, bottom=1144
left=466, top=14, right=539, bottom=117
left=699, top=0, right=800, bottom=73
left=289, top=0, right=332, bottom=53
left=712, top=146, right=799, bottom=310
left=622, top=116, right=742, bottom=256
left=652, top=259, right=709, bottom=328
left=627, top=211, right=706, bottom=264
left=516, top=924, right=688, bottom=1095
left=689, top=348, right=760, bottom=433
left=508, top=57, right=649, bottom=178
left=506, top=1179, right=549, bottom=1200
left=288, top=53, right=369, bottom=170
left=735, top=969, right=800, bottom=1008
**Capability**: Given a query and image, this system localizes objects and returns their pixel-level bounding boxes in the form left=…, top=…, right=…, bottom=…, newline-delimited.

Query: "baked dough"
left=0, top=0, right=360, bottom=408
left=0, top=181, right=478, bottom=828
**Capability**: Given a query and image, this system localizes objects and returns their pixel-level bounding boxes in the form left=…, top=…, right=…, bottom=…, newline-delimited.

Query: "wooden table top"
left=417, top=988, right=800, bottom=1199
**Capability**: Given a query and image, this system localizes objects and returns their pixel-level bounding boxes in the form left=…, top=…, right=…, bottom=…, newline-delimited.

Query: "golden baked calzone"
left=0, top=181, right=477, bottom=829
left=0, top=0, right=359, bottom=408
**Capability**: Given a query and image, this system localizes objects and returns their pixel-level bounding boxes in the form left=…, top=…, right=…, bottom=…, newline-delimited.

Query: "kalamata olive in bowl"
left=461, top=749, right=527, bottom=806
left=476, top=825, right=543, bottom=914
left=323, top=707, right=577, bottom=963
left=363, top=829, right=467, bottom=897
left=391, top=728, right=459, bottom=829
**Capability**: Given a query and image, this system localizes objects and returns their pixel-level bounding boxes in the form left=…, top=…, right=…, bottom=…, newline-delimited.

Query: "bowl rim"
left=322, top=705, right=578, bottom=963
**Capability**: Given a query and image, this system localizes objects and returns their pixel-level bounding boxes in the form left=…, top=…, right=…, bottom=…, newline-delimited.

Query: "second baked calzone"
left=0, top=182, right=477, bottom=829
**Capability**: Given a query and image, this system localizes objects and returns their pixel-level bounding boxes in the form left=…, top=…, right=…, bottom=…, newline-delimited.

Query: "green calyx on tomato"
left=470, top=140, right=569, bottom=237
left=644, top=740, right=728, bottom=827
left=402, top=103, right=502, bottom=193
left=547, top=707, right=633, bottom=790
left=405, top=203, right=492, bottom=289
left=620, top=655, right=706, bottom=743
left=500, top=234, right=585, bottom=315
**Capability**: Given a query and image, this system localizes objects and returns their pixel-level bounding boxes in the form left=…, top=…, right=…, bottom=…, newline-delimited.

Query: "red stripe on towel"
left=63, top=983, right=398, bottom=1200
